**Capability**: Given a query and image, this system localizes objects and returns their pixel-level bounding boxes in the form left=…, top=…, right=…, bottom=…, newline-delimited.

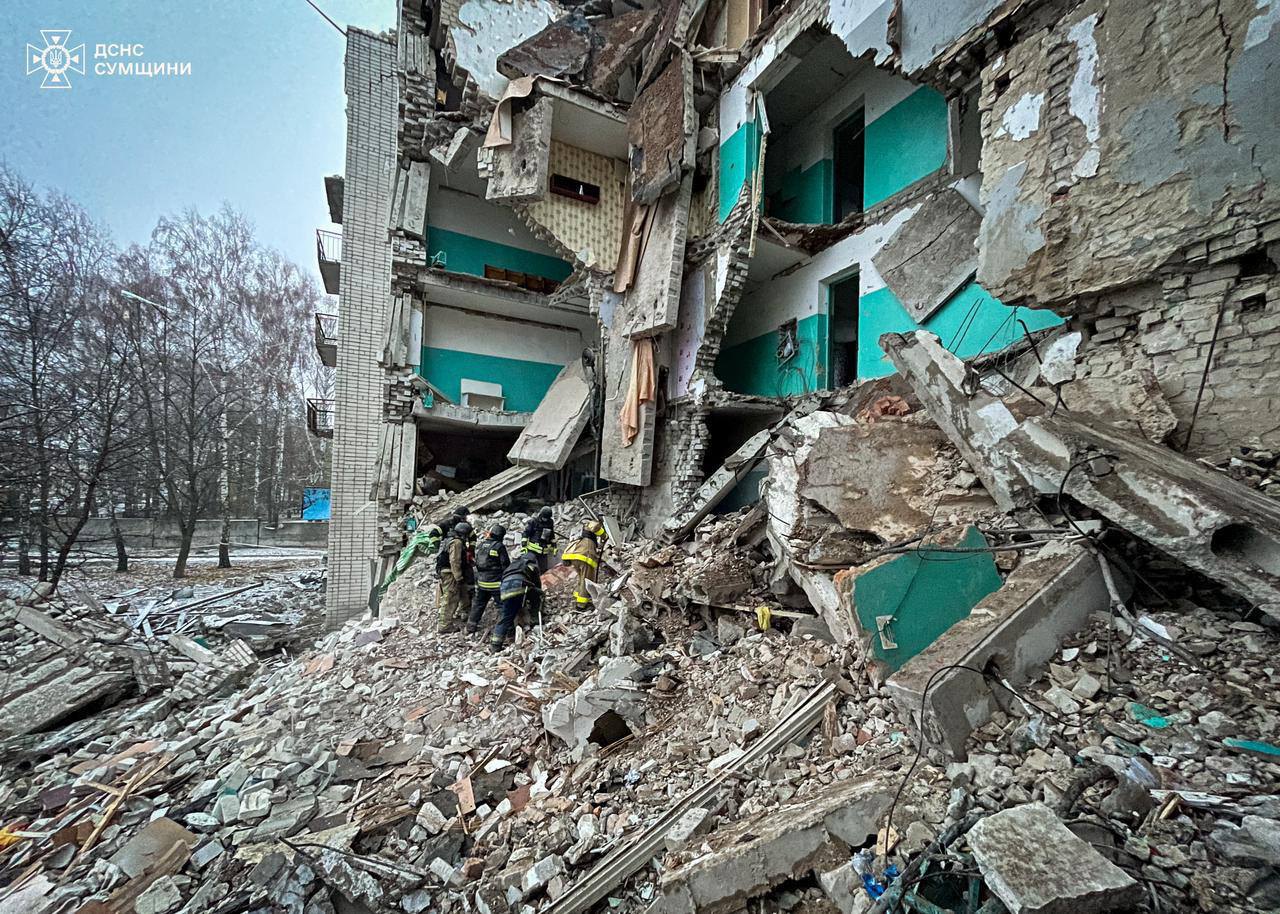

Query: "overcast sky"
left=0, top=0, right=396, bottom=289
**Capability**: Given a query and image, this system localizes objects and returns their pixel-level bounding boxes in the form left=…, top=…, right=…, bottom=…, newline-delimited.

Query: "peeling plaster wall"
left=976, top=0, right=1280, bottom=307
left=524, top=142, right=628, bottom=271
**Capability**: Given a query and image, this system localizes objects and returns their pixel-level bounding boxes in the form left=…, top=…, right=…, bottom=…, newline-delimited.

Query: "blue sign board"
left=302, top=487, right=331, bottom=521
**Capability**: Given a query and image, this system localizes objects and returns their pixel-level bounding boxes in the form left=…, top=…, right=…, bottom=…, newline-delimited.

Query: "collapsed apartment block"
left=315, top=0, right=1280, bottom=665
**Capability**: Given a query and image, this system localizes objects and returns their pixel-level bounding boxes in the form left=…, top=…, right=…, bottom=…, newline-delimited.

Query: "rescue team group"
left=422, top=506, right=607, bottom=651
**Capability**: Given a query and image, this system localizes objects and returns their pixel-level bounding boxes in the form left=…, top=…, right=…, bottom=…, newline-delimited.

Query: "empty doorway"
left=833, top=108, right=865, bottom=220
left=829, top=273, right=859, bottom=387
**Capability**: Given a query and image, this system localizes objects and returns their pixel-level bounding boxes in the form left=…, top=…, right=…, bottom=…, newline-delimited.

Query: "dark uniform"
left=522, top=507, right=555, bottom=574
left=490, top=553, right=543, bottom=650
left=466, top=527, right=509, bottom=633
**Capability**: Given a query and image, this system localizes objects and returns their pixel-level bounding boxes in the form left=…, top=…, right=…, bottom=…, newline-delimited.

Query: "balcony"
left=314, top=312, right=338, bottom=368
left=306, top=398, right=335, bottom=438
left=316, top=229, right=341, bottom=295
left=324, top=174, right=344, bottom=224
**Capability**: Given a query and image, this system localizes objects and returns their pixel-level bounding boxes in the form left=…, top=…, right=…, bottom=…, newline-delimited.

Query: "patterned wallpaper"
left=526, top=141, right=627, bottom=271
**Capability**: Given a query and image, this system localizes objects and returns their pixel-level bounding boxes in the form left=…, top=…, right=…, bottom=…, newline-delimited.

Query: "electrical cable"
left=883, top=662, right=1080, bottom=859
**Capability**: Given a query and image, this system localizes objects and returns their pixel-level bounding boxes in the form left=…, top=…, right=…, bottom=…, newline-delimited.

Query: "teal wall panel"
left=768, top=159, right=833, bottom=224
left=853, top=526, right=1003, bottom=672
left=864, top=87, right=949, bottom=208
left=718, top=120, right=761, bottom=223
left=716, top=313, right=828, bottom=397
left=857, top=282, right=1064, bottom=380
left=419, top=347, right=566, bottom=413
left=425, top=226, right=572, bottom=282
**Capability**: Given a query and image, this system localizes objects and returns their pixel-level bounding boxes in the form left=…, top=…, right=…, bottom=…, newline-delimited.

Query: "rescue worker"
left=435, top=521, right=472, bottom=633
left=490, top=551, right=543, bottom=651
left=522, top=506, right=556, bottom=573
left=562, top=520, right=604, bottom=608
left=465, top=524, right=509, bottom=634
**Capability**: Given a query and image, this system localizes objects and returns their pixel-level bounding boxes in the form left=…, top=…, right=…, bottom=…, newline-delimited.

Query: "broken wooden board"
left=659, top=429, right=772, bottom=543
left=508, top=359, right=593, bottom=470
left=871, top=188, right=980, bottom=322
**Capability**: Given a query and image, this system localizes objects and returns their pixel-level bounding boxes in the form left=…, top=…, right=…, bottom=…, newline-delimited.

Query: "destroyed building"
left=315, top=0, right=1280, bottom=628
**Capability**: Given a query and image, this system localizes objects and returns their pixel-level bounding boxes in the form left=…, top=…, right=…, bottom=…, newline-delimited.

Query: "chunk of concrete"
left=508, top=359, right=593, bottom=470
left=108, top=818, right=198, bottom=880
left=1209, top=815, right=1280, bottom=867
left=134, top=875, right=183, bottom=914
left=872, top=189, right=982, bottom=323
left=487, top=97, right=552, bottom=204
left=967, top=803, right=1141, bottom=914
left=885, top=541, right=1110, bottom=759
left=648, top=776, right=893, bottom=914
left=542, top=659, right=645, bottom=751
left=665, top=807, right=712, bottom=852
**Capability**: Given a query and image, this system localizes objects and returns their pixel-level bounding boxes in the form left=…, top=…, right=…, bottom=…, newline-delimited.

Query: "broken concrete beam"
left=391, top=159, right=430, bottom=239
left=487, top=97, right=553, bottom=204
left=627, top=51, right=695, bottom=205
left=885, top=541, right=1111, bottom=759
left=872, top=189, right=981, bottom=323
left=883, top=329, right=1280, bottom=619
left=647, top=776, right=893, bottom=914
left=507, top=359, right=593, bottom=470
left=659, top=429, right=771, bottom=543
left=879, top=331, right=1028, bottom=511
left=967, top=803, right=1141, bottom=914
left=620, top=176, right=692, bottom=338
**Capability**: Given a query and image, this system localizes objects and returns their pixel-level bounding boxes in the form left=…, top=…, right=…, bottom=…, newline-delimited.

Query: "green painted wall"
left=419, top=347, right=565, bottom=413
left=767, top=159, right=833, bottom=224
left=425, top=226, right=572, bottom=282
left=853, top=526, right=1003, bottom=672
left=716, top=313, right=828, bottom=397
left=718, top=120, right=762, bottom=223
left=864, top=87, right=949, bottom=208
left=856, top=281, right=1064, bottom=380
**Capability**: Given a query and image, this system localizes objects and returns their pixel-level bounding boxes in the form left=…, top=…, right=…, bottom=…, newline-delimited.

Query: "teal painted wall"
left=853, top=526, right=1003, bottom=672
left=716, top=313, right=828, bottom=397
left=864, top=87, right=949, bottom=208
left=419, top=347, right=565, bottom=413
left=718, top=120, right=762, bottom=223
left=857, top=281, right=1064, bottom=380
left=767, top=159, right=833, bottom=224
left=425, top=226, right=572, bottom=282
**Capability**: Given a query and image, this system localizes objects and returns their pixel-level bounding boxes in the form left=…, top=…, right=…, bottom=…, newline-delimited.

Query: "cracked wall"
left=976, top=0, right=1280, bottom=307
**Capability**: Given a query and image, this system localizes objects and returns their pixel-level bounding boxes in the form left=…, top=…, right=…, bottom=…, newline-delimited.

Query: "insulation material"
left=619, top=176, right=693, bottom=338
left=391, top=159, right=430, bottom=239
left=507, top=359, right=594, bottom=470
left=487, top=97, right=554, bottom=203
left=627, top=51, right=696, bottom=205
left=871, top=189, right=981, bottom=322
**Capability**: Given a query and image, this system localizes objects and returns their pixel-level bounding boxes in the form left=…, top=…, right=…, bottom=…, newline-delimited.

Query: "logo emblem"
left=26, top=30, right=85, bottom=89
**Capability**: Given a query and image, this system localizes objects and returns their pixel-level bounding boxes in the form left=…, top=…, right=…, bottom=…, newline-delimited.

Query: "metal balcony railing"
left=316, top=229, right=342, bottom=295
left=314, top=312, right=338, bottom=368
left=306, top=398, right=335, bottom=438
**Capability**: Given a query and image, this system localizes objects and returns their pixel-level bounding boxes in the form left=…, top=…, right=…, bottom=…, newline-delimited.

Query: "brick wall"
left=1076, top=224, right=1280, bottom=459
left=326, top=29, right=399, bottom=627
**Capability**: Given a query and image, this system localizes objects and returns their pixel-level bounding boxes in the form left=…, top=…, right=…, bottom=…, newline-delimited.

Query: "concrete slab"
left=0, top=667, right=133, bottom=737
left=108, top=818, right=198, bottom=880
left=872, top=190, right=981, bottom=323
left=659, top=429, right=771, bottom=543
left=968, top=803, right=1141, bottom=914
left=885, top=541, right=1110, bottom=758
left=487, top=97, right=553, bottom=203
left=508, top=359, right=593, bottom=470
left=599, top=320, right=656, bottom=487
left=621, top=176, right=692, bottom=338
left=647, top=776, right=893, bottom=914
